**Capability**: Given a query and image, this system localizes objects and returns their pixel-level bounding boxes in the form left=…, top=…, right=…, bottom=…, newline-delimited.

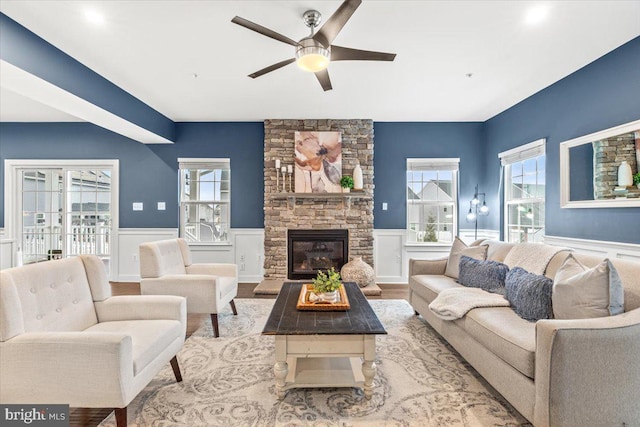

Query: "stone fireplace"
left=263, top=119, right=374, bottom=280
left=287, top=229, right=349, bottom=279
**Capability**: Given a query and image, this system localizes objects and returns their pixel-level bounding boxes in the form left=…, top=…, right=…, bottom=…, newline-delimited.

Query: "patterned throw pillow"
left=505, top=267, right=553, bottom=322
left=444, top=237, right=488, bottom=279
left=458, top=256, right=509, bottom=295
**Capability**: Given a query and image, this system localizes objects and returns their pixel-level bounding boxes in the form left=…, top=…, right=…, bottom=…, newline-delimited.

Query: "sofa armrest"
left=95, top=295, right=186, bottom=324
left=534, top=309, right=640, bottom=427
left=186, top=263, right=237, bottom=277
left=409, top=257, right=448, bottom=277
left=0, top=332, right=133, bottom=406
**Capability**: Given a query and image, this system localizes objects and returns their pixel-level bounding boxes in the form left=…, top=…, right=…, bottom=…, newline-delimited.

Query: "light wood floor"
left=70, top=282, right=410, bottom=427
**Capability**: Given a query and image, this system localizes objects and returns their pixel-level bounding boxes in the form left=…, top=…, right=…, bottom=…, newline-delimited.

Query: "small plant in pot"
left=311, top=267, right=342, bottom=303
left=340, top=176, right=354, bottom=193
left=634, top=172, right=640, bottom=189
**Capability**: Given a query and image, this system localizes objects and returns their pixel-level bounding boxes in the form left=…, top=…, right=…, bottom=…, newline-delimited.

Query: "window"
left=179, top=158, right=230, bottom=243
left=5, top=159, right=118, bottom=277
left=499, top=139, right=546, bottom=243
left=406, top=158, right=459, bottom=244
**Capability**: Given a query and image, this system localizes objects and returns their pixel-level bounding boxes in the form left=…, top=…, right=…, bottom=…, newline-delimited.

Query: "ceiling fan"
left=231, top=0, right=396, bottom=91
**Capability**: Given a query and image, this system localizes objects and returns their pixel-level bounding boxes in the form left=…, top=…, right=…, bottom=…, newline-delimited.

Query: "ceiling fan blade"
left=315, top=69, right=333, bottom=91
left=231, top=16, right=300, bottom=47
left=313, top=0, right=362, bottom=48
left=248, top=58, right=296, bottom=79
left=331, top=45, right=396, bottom=62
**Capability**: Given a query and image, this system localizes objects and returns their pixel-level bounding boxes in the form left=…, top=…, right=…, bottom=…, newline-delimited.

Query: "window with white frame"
left=178, top=158, right=230, bottom=243
left=406, top=158, right=459, bottom=244
left=499, top=139, right=546, bottom=243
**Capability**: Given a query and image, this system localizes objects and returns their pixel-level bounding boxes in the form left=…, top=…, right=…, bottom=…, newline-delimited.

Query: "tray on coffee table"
left=296, top=284, right=350, bottom=311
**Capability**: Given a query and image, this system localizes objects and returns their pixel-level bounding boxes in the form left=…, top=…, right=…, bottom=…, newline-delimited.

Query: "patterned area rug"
left=99, top=299, right=531, bottom=426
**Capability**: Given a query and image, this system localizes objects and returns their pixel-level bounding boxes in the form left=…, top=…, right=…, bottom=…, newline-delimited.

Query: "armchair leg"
left=114, top=407, right=127, bottom=427
left=211, top=313, right=220, bottom=338
left=170, top=356, right=183, bottom=382
left=230, top=299, right=238, bottom=315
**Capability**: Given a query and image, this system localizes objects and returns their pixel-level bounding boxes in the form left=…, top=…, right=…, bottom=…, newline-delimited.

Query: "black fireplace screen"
left=287, top=229, right=348, bottom=280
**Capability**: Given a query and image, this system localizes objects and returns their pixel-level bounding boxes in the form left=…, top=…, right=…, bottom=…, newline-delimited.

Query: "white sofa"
left=139, top=238, right=238, bottom=337
left=409, top=241, right=640, bottom=427
left=0, top=255, right=186, bottom=427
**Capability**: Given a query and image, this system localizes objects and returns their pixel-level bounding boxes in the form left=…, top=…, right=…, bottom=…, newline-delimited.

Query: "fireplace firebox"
left=287, top=229, right=349, bottom=280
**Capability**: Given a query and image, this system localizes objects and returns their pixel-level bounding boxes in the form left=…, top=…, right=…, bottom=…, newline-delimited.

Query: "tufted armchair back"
left=0, top=255, right=111, bottom=341
left=139, top=238, right=192, bottom=278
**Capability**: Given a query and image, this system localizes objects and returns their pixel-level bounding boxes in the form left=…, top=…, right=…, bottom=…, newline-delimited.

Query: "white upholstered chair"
left=139, top=238, right=238, bottom=337
left=0, top=255, right=186, bottom=427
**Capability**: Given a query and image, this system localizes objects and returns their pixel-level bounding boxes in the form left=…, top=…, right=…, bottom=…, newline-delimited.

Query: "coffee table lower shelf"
left=273, top=334, right=377, bottom=399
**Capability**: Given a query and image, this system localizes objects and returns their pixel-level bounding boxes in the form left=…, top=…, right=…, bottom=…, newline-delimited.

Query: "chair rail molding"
left=544, top=235, right=640, bottom=262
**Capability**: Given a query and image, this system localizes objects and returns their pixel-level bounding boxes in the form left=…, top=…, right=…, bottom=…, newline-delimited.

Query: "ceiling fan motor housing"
left=296, top=37, right=330, bottom=72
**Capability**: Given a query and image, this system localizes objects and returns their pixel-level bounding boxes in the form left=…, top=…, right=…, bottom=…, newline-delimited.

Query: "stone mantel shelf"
left=269, top=192, right=372, bottom=209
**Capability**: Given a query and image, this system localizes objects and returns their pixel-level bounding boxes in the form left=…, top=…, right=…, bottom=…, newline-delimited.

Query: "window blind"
left=498, top=139, right=545, bottom=166
left=407, top=158, right=460, bottom=171
left=178, top=158, right=230, bottom=170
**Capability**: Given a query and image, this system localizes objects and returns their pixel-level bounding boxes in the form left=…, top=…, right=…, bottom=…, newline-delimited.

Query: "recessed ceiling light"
left=84, top=9, right=105, bottom=25
left=525, top=4, right=549, bottom=25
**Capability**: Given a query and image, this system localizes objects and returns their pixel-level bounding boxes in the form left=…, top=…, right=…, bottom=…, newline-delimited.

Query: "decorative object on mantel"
left=340, top=175, right=354, bottom=193
left=294, top=131, right=342, bottom=193
left=466, top=184, right=490, bottom=240
left=618, top=160, right=633, bottom=187
left=353, top=162, right=363, bottom=190
left=275, top=159, right=281, bottom=190
left=341, top=257, right=375, bottom=288
left=634, top=172, right=640, bottom=189
left=281, top=166, right=287, bottom=192
left=287, top=165, right=293, bottom=192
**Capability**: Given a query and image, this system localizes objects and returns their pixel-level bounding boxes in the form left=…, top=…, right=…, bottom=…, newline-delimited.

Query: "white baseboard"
left=544, top=235, right=640, bottom=262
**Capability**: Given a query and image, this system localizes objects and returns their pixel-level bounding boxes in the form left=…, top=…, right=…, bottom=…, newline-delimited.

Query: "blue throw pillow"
left=458, top=255, right=509, bottom=295
left=505, top=267, right=553, bottom=321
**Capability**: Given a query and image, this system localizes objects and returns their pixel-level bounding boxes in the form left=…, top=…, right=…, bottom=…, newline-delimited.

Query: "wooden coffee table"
left=262, top=282, right=387, bottom=399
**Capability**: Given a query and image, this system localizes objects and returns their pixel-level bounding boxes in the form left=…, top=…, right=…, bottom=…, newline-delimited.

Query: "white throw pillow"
left=552, top=254, right=624, bottom=319
left=444, top=237, right=488, bottom=280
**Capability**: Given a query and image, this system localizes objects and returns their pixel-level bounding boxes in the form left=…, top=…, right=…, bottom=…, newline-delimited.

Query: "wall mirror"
left=560, top=119, right=640, bottom=208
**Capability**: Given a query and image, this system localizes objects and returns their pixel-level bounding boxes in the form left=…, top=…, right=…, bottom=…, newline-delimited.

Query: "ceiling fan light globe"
left=296, top=46, right=330, bottom=72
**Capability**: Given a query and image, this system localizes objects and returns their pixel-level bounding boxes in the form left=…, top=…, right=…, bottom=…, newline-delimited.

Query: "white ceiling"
left=1, top=0, right=639, bottom=123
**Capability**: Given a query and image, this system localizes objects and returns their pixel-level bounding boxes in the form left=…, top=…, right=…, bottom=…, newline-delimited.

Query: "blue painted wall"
left=0, top=122, right=264, bottom=228
left=373, top=122, right=485, bottom=229
left=0, top=13, right=175, bottom=142
left=483, top=36, right=640, bottom=244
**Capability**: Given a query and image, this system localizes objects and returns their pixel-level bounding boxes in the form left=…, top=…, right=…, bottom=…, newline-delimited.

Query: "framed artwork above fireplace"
left=294, top=131, right=342, bottom=193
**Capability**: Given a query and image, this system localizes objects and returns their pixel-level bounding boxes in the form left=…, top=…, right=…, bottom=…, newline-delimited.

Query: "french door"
left=5, top=160, right=118, bottom=277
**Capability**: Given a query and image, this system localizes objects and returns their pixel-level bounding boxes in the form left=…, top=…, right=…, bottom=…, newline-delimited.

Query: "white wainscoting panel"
left=373, top=230, right=405, bottom=283
left=117, top=228, right=179, bottom=281
left=232, top=229, right=265, bottom=283
left=1, top=238, right=16, bottom=270
left=545, top=235, right=640, bottom=262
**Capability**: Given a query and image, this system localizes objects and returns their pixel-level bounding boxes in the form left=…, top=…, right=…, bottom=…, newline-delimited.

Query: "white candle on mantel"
left=287, top=165, right=293, bottom=174
left=275, top=159, right=280, bottom=169
left=281, top=166, right=286, bottom=173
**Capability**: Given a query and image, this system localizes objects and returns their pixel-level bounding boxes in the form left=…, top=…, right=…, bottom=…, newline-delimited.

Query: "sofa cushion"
left=85, top=319, right=182, bottom=375
left=553, top=254, right=624, bottom=319
left=444, top=237, right=488, bottom=279
left=505, top=267, right=553, bottom=321
left=410, top=275, right=463, bottom=304
left=463, top=307, right=536, bottom=378
left=458, top=256, right=509, bottom=295
left=483, top=240, right=516, bottom=263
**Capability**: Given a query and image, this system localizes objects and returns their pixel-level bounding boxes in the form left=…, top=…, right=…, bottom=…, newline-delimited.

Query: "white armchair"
left=139, top=238, right=238, bottom=337
left=0, top=255, right=186, bottom=427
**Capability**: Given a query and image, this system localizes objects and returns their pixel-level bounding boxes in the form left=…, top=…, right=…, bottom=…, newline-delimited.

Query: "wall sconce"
left=466, top=184, right=489, bottom=240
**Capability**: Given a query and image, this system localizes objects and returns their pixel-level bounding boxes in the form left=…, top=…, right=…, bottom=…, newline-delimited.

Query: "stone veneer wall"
left=263, top=119, right=374, bottom=279
left=593, top=131, right=639, bottom=199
